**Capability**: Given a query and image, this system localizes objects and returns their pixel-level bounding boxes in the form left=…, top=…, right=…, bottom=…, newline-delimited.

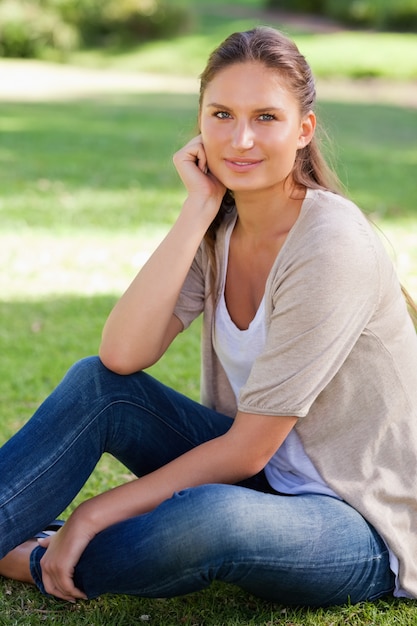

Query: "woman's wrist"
left=178, top=194, right=222, bottom=233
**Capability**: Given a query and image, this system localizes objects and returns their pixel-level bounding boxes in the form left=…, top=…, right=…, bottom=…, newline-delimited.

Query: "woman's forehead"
left=201, top=62, right=295, bottom=109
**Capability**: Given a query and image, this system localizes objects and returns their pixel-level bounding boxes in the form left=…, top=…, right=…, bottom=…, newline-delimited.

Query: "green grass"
left=2, top=583, right=416, bottom=626
left=85, top=30, right=417, bottom=80
left=71, top=30, right=417, bottom=81
left=298, top=31, right=417, bottom=79
left=0, top=95, right=198, bottom=231
left=1, top=5, right=417, bottom=622
left=1, top=91, right=416, bottom=624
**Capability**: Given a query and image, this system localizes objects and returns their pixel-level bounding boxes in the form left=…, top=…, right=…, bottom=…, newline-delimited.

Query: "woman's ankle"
left=0, top=541, right=36, bottom=585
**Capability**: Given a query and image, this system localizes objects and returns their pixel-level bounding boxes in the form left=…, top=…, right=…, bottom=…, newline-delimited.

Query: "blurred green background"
left=1, top=0, right=417, bottom=61
left=0, top=1, right=417, bottom=624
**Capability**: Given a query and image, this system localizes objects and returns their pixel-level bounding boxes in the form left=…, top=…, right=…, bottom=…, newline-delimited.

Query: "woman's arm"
left=38, top=411, right=297, bottom=602
left=99, top=135, right=226, bottom=374
left=99, top=211, right=203, bottom=373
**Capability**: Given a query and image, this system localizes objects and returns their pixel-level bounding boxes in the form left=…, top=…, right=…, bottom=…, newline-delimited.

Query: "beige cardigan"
left=174, top=188, right=417, bottom=597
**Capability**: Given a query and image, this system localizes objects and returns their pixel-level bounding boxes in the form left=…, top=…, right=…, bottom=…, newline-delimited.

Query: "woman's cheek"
left=203, top=146, right=219, bottom=176
left=207, top=159, right=226, bottom=185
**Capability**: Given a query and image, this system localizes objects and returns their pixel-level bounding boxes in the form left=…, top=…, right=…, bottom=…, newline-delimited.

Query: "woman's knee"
left=63, top=356, right=130, bottom=397
left=65, top=357, right=154, bottom=398
left=65, top=355, right=104, bottom=382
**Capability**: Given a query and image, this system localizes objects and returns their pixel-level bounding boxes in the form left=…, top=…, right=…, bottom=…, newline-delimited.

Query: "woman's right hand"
left=100, top=136, right=226, bottom=375
left=173, top=135, right=226, bottom=223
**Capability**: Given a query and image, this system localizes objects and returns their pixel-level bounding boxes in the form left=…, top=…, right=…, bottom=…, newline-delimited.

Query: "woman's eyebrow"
left=205, top=102, right=284, bottom=113
left=205, top=102, right=231, bottom=109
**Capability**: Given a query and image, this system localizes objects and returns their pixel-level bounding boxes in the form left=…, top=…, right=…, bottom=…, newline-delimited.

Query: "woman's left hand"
left=37, top=505, right=95, bottom=602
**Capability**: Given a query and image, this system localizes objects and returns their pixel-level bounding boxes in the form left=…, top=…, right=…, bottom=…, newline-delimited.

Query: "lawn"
left=1, top=3, right=417, bottom=624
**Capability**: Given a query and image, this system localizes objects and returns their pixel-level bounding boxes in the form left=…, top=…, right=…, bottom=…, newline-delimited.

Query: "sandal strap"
left=34, top=519, right=65, bottom=539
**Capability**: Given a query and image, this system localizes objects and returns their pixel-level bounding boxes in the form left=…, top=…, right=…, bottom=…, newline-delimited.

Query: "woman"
left=1, top=26, right=417, bottom=608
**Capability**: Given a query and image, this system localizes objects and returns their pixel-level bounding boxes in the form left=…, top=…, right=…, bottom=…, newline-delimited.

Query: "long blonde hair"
left=199, top=26, right=340, bottom=288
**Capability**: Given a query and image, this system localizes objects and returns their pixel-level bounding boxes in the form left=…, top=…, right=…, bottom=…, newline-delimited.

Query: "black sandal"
left=34, top=519, right=65, bottom=540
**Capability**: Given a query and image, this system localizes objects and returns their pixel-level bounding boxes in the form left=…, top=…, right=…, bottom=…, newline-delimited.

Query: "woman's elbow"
left=98, top=353, right=134, bottom=376
left=98, top=343, right=145, bottom=375
left=241, top=456, right=271, bottom=480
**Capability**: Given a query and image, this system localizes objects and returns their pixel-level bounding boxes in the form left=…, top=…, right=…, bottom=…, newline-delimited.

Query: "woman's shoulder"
left=271, top=187, right=385, bottom=287
left=303, top=188, right=368, bottom=227
left=294, top=188, right=377, bottom=251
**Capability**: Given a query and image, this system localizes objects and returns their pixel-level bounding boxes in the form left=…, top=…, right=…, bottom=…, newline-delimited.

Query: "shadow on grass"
left=0, top=93, right=198, bottom=230
left=321, top=100, right=417, bottom=221
left=0, top=94, right=416, bottom=232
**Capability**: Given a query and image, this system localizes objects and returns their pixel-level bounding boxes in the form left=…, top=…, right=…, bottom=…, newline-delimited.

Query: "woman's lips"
left=224, top=158, right=262, bottom=173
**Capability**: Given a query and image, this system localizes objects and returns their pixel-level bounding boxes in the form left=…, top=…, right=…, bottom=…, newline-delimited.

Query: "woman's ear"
left=297, top=111, right=316, bottom=149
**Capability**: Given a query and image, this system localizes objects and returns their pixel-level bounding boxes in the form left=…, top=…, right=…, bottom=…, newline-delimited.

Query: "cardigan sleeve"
left=238, top=194, right=384, bottom=418
left=173, top=244, right=206, bottom=330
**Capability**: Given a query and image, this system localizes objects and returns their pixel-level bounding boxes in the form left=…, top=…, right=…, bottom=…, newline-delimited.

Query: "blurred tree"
left=0, top=0, right=191, bottom=58
left=265, top=0, right=417, bottom=31
left=51, top=0, right=192, bottom=46
left=0, top=0, right=77, bottom=57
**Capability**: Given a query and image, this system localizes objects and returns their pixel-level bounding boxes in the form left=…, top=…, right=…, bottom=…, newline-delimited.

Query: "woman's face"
left=199, top=61, right=315, bottom=195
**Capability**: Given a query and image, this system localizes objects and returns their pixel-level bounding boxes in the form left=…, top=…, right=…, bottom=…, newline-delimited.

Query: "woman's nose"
left=231, top=121, right=254, bottom=151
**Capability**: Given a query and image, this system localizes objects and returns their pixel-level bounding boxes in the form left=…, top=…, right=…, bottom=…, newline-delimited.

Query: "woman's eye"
left=258, top=113, right=275, bottom=121
left=215, top=111, right=232, bottom=119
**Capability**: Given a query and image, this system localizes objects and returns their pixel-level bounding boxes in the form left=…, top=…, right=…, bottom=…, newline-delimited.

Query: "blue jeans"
left=0, top=357, right=394, bottom=606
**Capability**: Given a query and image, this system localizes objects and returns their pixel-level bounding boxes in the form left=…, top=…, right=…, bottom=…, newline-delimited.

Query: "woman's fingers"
left=38, top=529, right=89, bottom=601
left=173, top=136, right=214, bottom=190
left=40, top=550, right=88, bottom=601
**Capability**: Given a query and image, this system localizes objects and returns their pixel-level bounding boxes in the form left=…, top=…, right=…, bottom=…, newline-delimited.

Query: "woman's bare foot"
left=0, top=540, right=36, bottom=585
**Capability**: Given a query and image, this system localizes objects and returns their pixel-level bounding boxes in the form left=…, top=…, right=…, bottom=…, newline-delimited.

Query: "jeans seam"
left=0, top=401, right=113, bottom=508
left=110, top=399, right=199, bottom=449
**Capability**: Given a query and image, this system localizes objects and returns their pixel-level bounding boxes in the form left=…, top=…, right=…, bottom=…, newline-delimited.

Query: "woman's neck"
left=233, top=183, right=306, bottom=242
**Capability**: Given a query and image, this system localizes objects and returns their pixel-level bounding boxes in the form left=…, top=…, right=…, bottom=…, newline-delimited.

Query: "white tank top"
left=212, top=222, right=340, bottom=498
